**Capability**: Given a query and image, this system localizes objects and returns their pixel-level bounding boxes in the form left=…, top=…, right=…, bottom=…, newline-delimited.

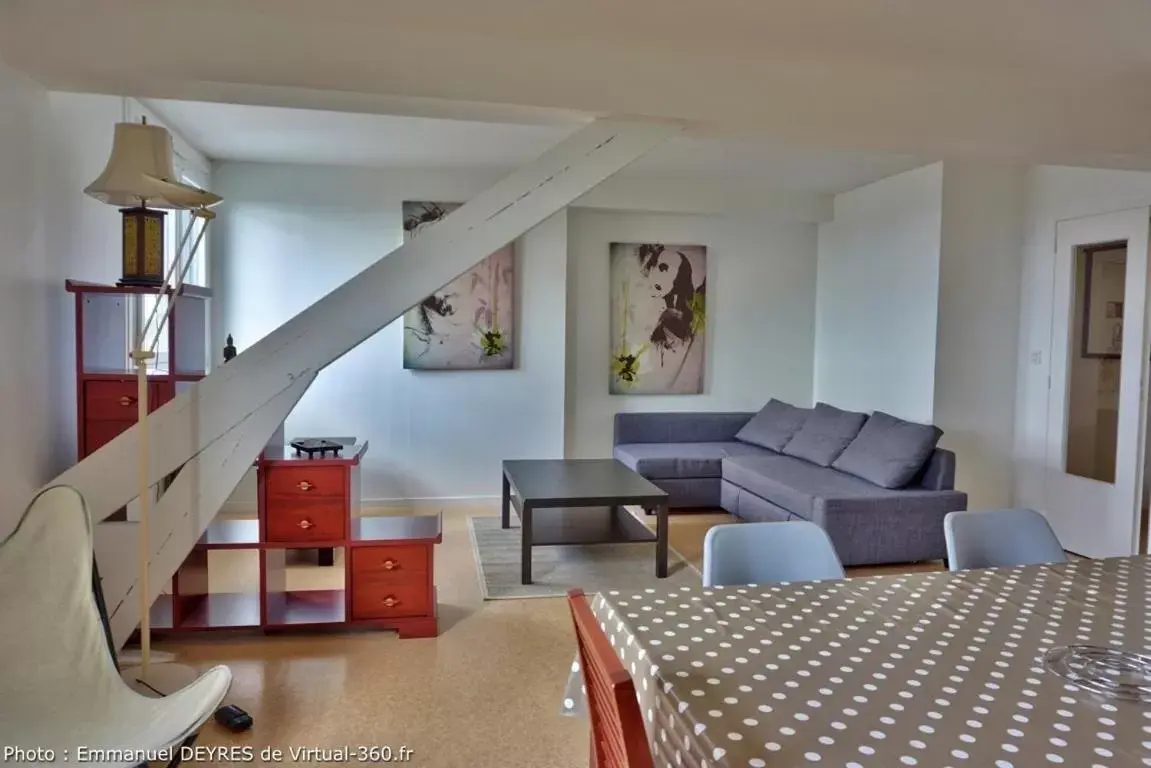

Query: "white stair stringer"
left=96, top=372, right=316, bottom=648
left=46, top=118, right=683, bottom=527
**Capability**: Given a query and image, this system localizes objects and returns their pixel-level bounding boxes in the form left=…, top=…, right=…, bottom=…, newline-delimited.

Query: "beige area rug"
left=468, top=515, right=701, bottom=600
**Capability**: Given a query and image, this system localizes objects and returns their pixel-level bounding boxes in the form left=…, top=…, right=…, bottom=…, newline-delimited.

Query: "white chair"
left=702, top=520, right=846, bottom=587
left=944, top=508, right=1069, bottom=571
left=0, top=485, right=232, bottom=767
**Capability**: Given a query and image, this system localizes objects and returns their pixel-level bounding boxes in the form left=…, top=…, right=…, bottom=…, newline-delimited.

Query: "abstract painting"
left=609, top=242, right=707, bottom=394
left=402, top=201, right=515, bottom=370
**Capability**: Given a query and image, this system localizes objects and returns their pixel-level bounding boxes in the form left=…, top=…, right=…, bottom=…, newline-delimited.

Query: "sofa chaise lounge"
left=613, top=402, right=968, bottom=566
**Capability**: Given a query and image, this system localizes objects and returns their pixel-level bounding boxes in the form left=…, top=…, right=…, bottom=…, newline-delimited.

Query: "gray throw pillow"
left=781, top=402, right=868, bottom=467
left=734, top=399, right=810, bottom=452
left=832, top=411, right=943, bottom=489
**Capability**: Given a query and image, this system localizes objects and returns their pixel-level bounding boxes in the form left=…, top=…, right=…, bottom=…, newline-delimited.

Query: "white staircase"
left=41, top=118, right=683, bottom=648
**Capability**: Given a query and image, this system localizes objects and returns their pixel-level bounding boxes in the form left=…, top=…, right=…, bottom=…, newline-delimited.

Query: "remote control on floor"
left=214, top=704, right=253, bottom=733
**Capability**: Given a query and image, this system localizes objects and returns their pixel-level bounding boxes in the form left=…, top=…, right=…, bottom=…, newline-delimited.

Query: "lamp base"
left=120, top=662, right=201, bottom=698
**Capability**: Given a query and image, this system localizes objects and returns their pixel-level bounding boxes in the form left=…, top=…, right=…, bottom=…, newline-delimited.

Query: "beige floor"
left=159, top=508, right=938, bottom=767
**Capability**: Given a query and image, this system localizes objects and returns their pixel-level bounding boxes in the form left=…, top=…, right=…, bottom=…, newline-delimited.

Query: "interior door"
left=1046, top=208, right=1151, bottom=557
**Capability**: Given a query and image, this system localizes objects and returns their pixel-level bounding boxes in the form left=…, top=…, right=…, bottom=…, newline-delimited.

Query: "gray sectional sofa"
left=613, top=402, right=968, bottom=566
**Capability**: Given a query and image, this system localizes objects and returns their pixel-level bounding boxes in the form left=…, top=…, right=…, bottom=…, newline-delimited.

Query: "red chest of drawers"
left=140, top=441, right=442, bottom=639
left=257, top=443, right=442, bottom=638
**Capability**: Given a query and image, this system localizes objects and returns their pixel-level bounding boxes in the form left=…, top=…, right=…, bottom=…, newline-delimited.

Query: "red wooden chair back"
left=567, top=589, right=653, bottom=768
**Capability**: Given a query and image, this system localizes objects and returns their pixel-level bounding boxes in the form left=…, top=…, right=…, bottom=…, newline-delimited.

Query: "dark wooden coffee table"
left=501, top=459, right=670, bottom=584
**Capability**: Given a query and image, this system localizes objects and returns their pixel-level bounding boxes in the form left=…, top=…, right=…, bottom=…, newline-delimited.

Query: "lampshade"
left=164, top=181, right=223, bottom=210
left=83, top=122, right=221, bottom=210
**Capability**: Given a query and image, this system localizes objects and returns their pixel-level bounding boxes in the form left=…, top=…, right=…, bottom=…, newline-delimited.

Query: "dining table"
left=561, top=555, right=1151, bottom=766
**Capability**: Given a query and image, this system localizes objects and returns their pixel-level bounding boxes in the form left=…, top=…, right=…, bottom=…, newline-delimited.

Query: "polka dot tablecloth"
left=561, top=556, right=1151, bottom=767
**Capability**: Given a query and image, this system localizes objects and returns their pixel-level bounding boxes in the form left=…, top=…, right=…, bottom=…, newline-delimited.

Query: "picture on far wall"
left=401, top=201, right=515, bottom=370
left=609, top=242, right=707, bottom=395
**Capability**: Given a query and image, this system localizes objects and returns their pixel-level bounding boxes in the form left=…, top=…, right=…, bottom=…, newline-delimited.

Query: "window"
left=176, top=172, right=210, bottom=288
left=132, top=173, right=210, bottom=372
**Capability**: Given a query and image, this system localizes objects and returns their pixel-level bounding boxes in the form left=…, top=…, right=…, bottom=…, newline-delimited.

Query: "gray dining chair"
left=702, top=520, right=846, bottom=587
left=944, top=508, right=1069, bottom=571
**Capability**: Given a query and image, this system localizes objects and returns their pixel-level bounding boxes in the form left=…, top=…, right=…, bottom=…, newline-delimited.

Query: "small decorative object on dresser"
left=222, top=333, right=237, bottom=363
left=289, top=436, right=351, bottom=458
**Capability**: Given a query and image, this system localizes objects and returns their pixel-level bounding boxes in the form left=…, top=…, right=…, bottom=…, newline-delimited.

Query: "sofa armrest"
left=912, top=448, right=956, bottom=491
left=613, top=412, right=755, bottom=446
left=812, top=489, right=968, bottom=566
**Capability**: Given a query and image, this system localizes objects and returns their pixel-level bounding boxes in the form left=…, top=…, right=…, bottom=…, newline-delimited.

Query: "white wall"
left=564, top=209, right=818, bottom=457
left=42, top=93, right=127, bottom=475
left=934, top=161, right=1027, bottom=511
left=1014, top=166, right=1151, bottom=516
left=0, top=57, right=57, bottom=530
left=212, top=163, right=569, bottom=505
left=814, top=163, right=943, bottom=422
left=0, top=84, right=213, bottom=533
left=214, top=164, right=824, bottom=502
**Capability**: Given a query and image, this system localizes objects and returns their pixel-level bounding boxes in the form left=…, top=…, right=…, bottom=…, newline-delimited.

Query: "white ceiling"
left=146, top=99, right=929, bottom=195
left=5, top=0, right=1151, bottom=167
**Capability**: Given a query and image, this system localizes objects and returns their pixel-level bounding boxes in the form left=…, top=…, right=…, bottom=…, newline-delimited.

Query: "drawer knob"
left=381, top=596, right=400, bottom=608
left=119, top=396, right=137, bottom=406
left=382, top=559, right=399, bottom=570
left=297, top=519, right=315, bottom=530
left=297, top=480, right=314, bottom=491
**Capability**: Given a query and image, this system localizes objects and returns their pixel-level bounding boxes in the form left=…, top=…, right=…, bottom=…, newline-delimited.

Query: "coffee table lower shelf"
left=524, top=506, right=657, bottom=546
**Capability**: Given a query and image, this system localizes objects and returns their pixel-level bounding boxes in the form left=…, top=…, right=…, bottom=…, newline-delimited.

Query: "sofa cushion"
left=721, top=453, right=903, bottom=519
left=832, top=411, right=943, bottom=489
left=781, top=402, right=868, bottom=467
left=614, top=441, right=773, bottom=480
left=733, top=399, right=810, bottom=452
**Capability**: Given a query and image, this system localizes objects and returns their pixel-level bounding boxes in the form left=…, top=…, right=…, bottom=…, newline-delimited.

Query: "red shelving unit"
left=70, top=280, right=443, bottom=640
left=144, top=442, right=442, bottom=638
left=66, top=279, right=211, bottom=459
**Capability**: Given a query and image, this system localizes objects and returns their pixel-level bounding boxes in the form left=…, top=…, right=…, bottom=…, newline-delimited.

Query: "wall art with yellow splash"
left=401, top=201, right=515, bottom=370
left=610, top=242, right=707, bottom=394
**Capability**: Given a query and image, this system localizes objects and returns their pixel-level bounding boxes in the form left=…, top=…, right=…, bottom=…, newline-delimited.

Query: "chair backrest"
left=944, top=508, right=1069, bottom=571
left=566, top=589, right=653, bottom=768
left=0, top=486, right=130, bottom=734
left=702, top=520, right=846, bottom=587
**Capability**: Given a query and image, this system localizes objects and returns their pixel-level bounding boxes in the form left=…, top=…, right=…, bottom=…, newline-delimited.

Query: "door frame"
left=1045, top=207, right=1151, bottom=556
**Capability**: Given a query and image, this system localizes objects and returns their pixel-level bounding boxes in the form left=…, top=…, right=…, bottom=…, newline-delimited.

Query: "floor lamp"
left=84, top=120, right=222, bottom=695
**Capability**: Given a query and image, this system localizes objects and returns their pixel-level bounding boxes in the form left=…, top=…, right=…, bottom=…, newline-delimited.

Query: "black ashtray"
left=289, top=438, right=345, bottom=458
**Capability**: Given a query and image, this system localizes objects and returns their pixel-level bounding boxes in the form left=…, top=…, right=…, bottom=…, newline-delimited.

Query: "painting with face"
left=609, top=242, right=707, bottom=394
left=401, top=201, right=515, bottom=370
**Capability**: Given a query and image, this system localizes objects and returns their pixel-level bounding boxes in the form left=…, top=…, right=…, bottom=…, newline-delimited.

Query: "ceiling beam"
left=45, top=118, right=684, bottom=525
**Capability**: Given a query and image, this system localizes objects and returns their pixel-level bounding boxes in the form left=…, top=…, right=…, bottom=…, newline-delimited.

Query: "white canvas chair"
left=0, top=485, right=231, bottom=767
